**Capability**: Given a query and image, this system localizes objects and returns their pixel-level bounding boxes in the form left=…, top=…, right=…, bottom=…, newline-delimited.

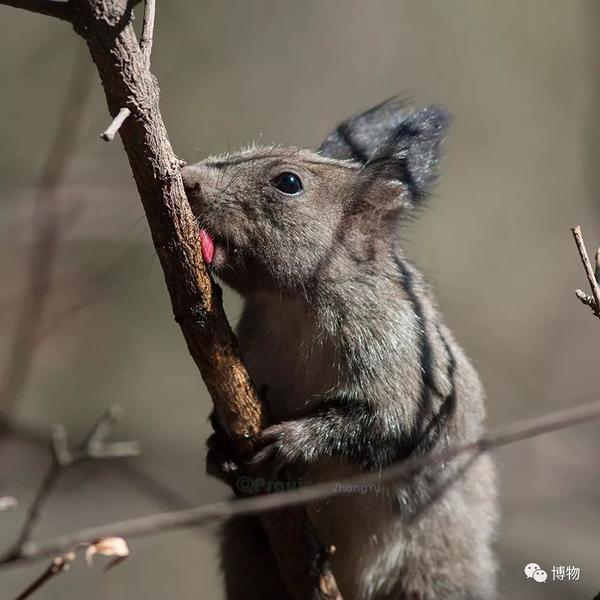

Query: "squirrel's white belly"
left=240, top=303, right=343, bottom=423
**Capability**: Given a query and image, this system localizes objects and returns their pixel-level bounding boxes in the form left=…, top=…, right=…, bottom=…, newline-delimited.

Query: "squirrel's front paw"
left=206, top=432, right=242, bottom=487
left=248, top=419, right=314, bottom=478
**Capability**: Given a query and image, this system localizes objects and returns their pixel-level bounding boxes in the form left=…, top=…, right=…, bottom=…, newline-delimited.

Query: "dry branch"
left=3, top=397, right=600, bottom=568
left=139, top=0, right=156, bottom=67
left=13, top=552, right=75, bottom=600
left=2, top=406, right=139, bottom=564
left=12, top=537, right=129, bottom=600
left=0, top=1, right=341, bottom=598
left=3, top=415, right=195, bottom=513
left=571, top=225, right=600, bottom=318
left=0, top=0, right=71, bottom=21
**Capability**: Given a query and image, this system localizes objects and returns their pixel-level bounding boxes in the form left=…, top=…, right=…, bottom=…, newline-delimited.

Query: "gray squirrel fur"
left=181, top=100, right=498, bottom=600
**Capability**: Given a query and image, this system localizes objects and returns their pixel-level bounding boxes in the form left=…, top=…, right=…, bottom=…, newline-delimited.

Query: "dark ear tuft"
left=366, top=106, right=449, bottom=199
left=318, top=98, right=409, bottom=163
left=319, top=101, right=449, bottom=199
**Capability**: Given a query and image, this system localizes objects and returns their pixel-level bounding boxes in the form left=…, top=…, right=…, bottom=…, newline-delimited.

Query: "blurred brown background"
left=1, top=1, right=598, bottom=598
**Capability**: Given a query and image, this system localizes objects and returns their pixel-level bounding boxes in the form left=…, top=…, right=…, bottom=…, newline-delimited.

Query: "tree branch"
left=2, top=406, right=139, bottom=564
left=0, top=1, right=342, bottom=598
left=3, top=397, right=600, bottom=568
left=139, top=0, right=155, bottom=67
left=12, top=552, right=75, bottom=600
left=571, top=225, right=600, bottom=318
left=0, top=0, right=71, bottom=21
left=3, top=416, right=195, bottom=510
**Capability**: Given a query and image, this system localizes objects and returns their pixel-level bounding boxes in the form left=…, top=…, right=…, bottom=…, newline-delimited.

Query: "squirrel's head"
left=181, top=101, right=448, bottom=296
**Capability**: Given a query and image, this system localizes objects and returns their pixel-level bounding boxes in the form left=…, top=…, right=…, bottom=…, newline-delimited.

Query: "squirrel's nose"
left=180, top=165, right=202, bottom=197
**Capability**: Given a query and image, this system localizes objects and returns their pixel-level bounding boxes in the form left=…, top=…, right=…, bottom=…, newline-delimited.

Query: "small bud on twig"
left=85, top=537, right=130, bottom=571
left=0, top=496, right=18, bottom=512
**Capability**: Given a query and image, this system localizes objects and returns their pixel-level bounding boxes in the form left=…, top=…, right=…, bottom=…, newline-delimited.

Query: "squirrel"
left=181, top=100, right=498, bottom=600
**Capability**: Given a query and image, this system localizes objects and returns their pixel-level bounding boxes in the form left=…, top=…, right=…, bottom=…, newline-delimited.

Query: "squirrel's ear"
left=319, top=101, right=449, bottom=199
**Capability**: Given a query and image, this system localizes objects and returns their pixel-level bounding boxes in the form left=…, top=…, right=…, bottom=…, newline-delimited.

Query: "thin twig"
left=139, top=0, right=156, bottom=68
left=1, top=417, right=193, bottom=511
left=100, top=107, right=131, bottom=142
left=1, top=407, right=139, bottom=563
left=81, top=404, right=122, bottom=451
left=571, top=225, right=600, bottom=317
left=13, top=552, right=75, bottom=600
left=4, top=397, right=600, bottom=568
left=11, top=460, right=62, bottom=553
left=0, top=47, right=93, bottom=418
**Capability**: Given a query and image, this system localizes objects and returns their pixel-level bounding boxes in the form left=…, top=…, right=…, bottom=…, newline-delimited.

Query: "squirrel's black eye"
left=271, top=172, right=303, bottom=196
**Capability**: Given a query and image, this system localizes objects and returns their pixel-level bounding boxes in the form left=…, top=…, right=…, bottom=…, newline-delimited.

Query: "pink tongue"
left=200, top=229, right=215, bottom=265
